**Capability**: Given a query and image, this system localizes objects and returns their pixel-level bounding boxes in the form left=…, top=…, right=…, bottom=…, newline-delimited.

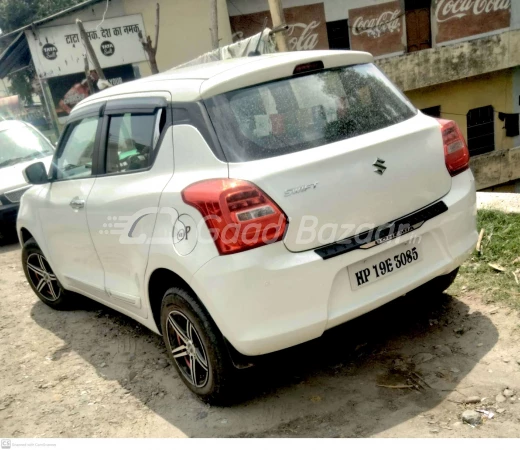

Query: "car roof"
left=76, top=50, right=373, bottom=110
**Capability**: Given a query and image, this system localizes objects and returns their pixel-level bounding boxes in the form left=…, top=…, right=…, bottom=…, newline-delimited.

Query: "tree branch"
left=138, top=2, right=160, bottom=74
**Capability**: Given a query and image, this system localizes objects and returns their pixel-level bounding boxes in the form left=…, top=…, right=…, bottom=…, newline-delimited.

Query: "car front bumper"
left=191, top=170, right=478, bottom=356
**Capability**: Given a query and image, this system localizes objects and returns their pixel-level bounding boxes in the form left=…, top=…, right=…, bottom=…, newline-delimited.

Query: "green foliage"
left=8, top=67, right=35, bottom=105
left=0, top=0, right=85, bottom=34
left=449, top=209, right=520, bottom=308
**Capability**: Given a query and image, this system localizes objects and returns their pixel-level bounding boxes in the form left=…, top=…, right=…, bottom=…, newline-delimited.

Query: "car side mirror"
left=24, top=162, right=49, bottom=185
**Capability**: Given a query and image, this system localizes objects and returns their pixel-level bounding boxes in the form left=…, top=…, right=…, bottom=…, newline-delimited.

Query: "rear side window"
left=105, top=110, right=164, bottom=174
left=205, top=63, right=417, bottom=162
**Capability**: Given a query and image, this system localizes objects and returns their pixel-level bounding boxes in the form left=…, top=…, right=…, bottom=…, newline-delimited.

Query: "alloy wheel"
left=26, top=253, right=61, bottom=302
left=166, top=311, right=209, bottom=388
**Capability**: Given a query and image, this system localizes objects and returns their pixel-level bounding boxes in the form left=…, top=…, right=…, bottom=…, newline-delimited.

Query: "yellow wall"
left=122, top=0, right=233, bottom=77
left=406, top=69, right=514, bottom=152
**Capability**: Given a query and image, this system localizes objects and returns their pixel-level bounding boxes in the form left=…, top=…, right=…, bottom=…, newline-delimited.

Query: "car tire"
left=22, top=238, right=72, bottom=310
left=160, top=287, right=235, bottom=404
left=420, top=267, right=460, bottom=295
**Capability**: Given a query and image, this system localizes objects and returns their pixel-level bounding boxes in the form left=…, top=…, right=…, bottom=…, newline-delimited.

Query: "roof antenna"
left=248, top=17, right=268, bottom=57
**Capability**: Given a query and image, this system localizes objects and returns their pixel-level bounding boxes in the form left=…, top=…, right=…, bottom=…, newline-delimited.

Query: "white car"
left=18, top=51, right=477, bottom=403
left=0, top=120, right=54, bottom=239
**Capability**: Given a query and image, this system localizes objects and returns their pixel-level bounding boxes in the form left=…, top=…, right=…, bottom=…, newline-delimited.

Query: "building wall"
left=40, top=0, right=127, bottom=27
left=35, top=0, right=233, bottom=76
left=378, top=29, right=520, bottom=92
left=227, top=0, right=390, bottom=20
left=228, top=1, right=517, bottom=58
left=37, top=0, right=234, bottom=77
left=122, top=0, right=233, bottom=77
left=406, top=69, right=515, bottom=152
left=470, top=147, right=520, bottom=190
left=227, top=0, right=396, bottom=54
left=512, top=66, right=520, bottom=148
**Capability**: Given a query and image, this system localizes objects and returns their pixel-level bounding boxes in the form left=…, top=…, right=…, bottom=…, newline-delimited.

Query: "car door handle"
left=70, top=198, right=85, bottom=210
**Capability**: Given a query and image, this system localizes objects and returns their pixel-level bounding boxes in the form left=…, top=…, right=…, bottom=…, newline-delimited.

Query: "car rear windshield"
left=205, top=63, right=417, bottom=162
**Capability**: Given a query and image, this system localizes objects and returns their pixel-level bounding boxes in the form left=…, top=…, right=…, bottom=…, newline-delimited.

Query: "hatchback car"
left=19, top=51, right=477, bottom=403
left=0, top=120, right=54, bottom=239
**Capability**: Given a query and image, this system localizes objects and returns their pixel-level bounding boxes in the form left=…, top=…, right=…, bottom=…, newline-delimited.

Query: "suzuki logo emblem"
left=373, top=158, right=387, bottom=175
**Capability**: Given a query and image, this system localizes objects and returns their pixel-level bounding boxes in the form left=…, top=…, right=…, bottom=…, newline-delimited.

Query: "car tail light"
left=436, top=118, right=470, bottom=176
left=181, top=179, right=287, bottom=255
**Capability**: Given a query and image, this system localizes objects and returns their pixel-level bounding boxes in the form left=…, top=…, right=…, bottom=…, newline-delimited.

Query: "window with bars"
left=326, top=19, right=350, bottom=50
left=467, top=105, right=495, bottom=156
left=421, top=105, right=441, bottom=118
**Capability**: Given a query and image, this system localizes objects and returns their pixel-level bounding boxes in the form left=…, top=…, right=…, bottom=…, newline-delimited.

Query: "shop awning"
left=0, top=32, right=31, bottom=78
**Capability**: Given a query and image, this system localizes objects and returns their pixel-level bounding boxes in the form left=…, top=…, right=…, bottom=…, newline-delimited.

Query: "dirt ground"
left=1, top=239, right=520, bottom=438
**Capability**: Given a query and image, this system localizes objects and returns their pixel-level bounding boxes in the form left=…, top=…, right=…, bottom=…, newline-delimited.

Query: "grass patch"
left=448, top=209, right=520, bottom=308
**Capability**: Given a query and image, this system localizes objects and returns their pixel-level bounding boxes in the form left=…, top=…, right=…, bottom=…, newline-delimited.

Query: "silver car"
left=0, top=120, right=54, bottom=239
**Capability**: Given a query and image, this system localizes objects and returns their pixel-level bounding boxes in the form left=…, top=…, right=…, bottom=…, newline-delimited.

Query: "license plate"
left=348, top=242, right=422, bottom=291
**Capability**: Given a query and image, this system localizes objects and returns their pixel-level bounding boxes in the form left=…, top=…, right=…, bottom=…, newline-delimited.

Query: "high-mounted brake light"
left=181, top=179, right=287, bottom=255
left=293, top=61, right=324, bottom=75
left=436, top=118, right=470, bottom=177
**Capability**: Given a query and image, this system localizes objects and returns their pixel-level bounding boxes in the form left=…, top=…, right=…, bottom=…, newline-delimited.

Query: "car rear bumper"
left=191, top=170, right=477, bottom=356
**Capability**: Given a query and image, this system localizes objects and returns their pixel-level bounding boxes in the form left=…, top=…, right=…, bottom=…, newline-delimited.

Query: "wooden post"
left=138, top=3, right=160, bottom=74
left=210, top=0, right=219, bottom=50
left=83, top=54, right=95, bottom=94
left=37, top=76, right=61, bottom=138
left=268, top=0, right=288, bottom=52
left=76, top=19, right=106, bottom=81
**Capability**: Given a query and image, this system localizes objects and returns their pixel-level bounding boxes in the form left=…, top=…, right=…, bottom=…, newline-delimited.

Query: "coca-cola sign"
left=349, top=1, right=405, bottom=57
left=229, top=3, right=329, bottom=51
left=352, top=9, right=401, bottom=39
left=286, top=21, right=321, bottom=51
left=435, top=0, right=511, bottom=43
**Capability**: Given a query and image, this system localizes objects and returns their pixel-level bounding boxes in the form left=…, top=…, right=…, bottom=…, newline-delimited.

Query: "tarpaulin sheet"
left=175, top=28, right=276, bottom=69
